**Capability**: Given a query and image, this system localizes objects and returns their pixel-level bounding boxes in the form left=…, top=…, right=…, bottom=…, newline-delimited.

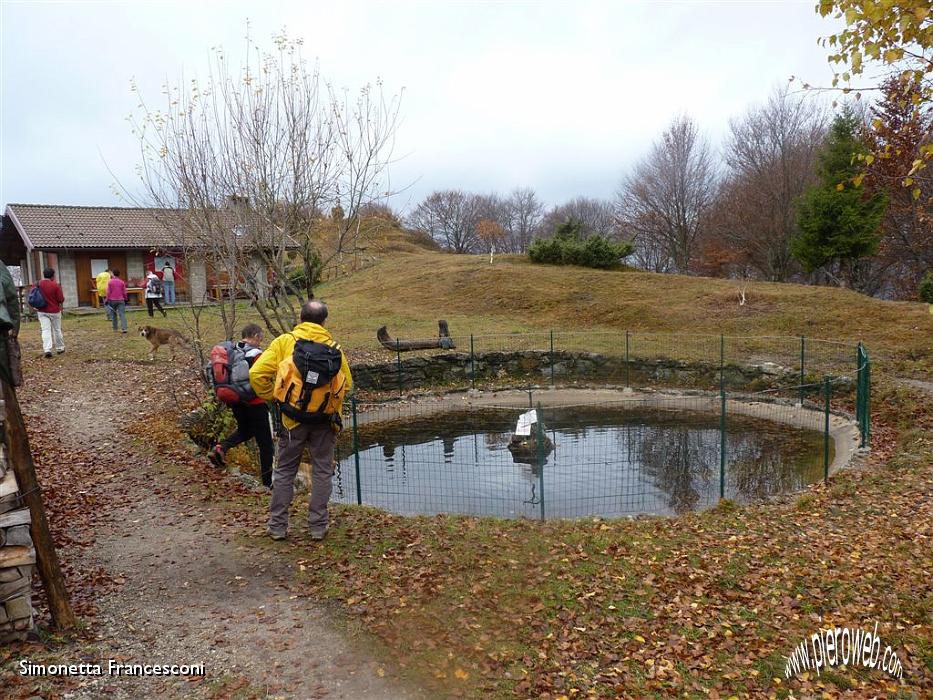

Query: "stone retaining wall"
left=0, top=400, right=36, bottom=642
left=349, top=350, right=799, bottom=393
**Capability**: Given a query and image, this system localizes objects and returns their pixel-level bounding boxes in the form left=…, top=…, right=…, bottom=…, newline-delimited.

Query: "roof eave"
left=5, top=205, right=35, bottom=251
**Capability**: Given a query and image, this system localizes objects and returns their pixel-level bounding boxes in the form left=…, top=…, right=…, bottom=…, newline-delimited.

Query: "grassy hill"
left=315, top=244, right=930, bottom=375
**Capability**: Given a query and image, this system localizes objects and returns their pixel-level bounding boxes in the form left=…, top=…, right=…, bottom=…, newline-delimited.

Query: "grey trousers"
left=269, top=421, right=336, bottom=532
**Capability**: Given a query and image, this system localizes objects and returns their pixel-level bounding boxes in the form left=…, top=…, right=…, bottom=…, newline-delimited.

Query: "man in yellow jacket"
left=95, top=268, right=112, bottom=322
left=249, top=299, right=353, bottom=541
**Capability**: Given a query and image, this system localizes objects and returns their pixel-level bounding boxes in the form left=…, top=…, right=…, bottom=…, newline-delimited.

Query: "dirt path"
left=12, top=331, right=422, bottom=699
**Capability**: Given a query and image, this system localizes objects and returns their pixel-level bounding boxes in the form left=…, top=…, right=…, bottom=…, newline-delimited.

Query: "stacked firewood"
left=0, top=401, right=35, bottom=641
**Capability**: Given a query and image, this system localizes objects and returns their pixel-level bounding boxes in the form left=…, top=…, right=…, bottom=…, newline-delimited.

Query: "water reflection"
left=335, top=406, right=827, bottom=519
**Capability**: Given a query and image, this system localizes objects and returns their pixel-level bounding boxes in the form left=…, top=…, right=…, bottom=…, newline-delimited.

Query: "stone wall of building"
left=0, top=400, right=36, bottom=642
left=188, top=259, right=207, bottom=303
left=56, top=253, right=78, bottom=309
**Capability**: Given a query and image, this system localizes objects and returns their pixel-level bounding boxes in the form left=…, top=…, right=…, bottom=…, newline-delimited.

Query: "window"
left=91, top=259, right=109, bottom=276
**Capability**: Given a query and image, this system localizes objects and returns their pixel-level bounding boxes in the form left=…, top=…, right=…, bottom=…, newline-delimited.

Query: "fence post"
left=719, top=334, right=725, bottom=391
left=549, top=330, right=555, bottom=387
left=351, top=395, right=362, bottom=505
left=720, top=385, right=726, bottom=501
left=395, top=338, right=402, bottom=398
left=625, top=330, right=630, bottom=388
left=470, top=334, right=475, bottom=390
left=823, top=377, right=832, bottom=482
left=865, top=354, right=871, bottom=447
left=536, top=402, right=545, bottom=522
left=799, top=335, right=806, bottom=405
left=856, top=342, right=864, bottom=443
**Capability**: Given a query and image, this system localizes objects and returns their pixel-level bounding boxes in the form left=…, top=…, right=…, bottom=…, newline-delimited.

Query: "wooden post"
left=1, top=380, right=76, bottom=630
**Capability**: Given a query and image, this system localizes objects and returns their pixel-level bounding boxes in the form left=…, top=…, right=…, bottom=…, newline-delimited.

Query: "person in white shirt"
left=161, top=263, right=177, bottom=305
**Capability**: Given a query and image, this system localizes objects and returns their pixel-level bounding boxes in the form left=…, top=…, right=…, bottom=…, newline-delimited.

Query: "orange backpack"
left=272, top=337, right=347, bottom=427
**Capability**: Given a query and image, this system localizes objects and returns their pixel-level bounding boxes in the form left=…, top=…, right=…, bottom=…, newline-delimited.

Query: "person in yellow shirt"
left=249, top=299, right=353, bottom=541
left=95, top=268, right=112, bottom=322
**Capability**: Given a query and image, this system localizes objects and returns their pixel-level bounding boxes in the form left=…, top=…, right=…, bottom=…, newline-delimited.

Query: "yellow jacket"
left=95, top=271, right=111, bottom=298
left=249, top=322, right=353, bottom=429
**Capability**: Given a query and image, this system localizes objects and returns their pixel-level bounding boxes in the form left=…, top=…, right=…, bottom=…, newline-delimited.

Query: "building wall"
left=57, top=253, right=78, bottom=308
left=189, top=259, right=207, bottom=303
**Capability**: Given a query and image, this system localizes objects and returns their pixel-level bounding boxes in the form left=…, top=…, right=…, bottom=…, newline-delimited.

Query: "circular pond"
left=333, top=396, right=842, bottom=520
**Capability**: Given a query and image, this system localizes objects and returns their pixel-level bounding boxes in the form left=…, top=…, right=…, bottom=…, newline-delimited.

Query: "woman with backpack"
left=32, top=267, right=65, bottom=358
left=145, top=272, right=167, bottom=318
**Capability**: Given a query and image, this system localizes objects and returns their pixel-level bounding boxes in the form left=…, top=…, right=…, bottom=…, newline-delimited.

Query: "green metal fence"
left=344, top=331, right=871, bottom=449
left=331, top=367, right=864, bottom=520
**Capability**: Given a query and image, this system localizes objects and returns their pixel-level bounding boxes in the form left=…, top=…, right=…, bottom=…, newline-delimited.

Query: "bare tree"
left=539, top=197, right=619, bottom=243
left=616, top=114, right=718, bottom=273
left=408, top=190, right=483, bottom=253
left=130, top=31, right=401, bottom=338
left=501, top=187, right=544, bottom=253
left=712, top=85, right=827, bottom=282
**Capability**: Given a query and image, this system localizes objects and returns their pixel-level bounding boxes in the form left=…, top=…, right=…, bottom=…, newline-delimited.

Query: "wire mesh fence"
left=332, top=373, right=858, bottom=521
left=346, top=331, right=870, bottom=444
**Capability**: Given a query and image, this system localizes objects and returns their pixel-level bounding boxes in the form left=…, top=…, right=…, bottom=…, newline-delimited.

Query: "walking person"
left=144, top=272, right=167, bottom=318
left=207, top=324, right=274, bottom=488
left=34, top=268, right=65, bottom=358
left=249, top=300, right=352, bottom=541
left=106, top=269, right=129, bottom=334
left=95, top=267, right=113, bottom=322
left=161, top=262, right=176, bottom=305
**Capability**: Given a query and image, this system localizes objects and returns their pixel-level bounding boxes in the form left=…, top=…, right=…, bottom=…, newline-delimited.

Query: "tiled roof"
left=5, top=204, right=185, bottom=249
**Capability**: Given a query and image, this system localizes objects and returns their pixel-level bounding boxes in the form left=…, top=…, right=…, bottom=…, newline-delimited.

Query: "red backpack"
left=208, top=341, right=256, bottom=405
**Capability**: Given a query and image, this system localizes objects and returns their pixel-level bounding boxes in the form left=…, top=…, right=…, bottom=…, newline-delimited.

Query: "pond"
left=332, top=404, right=830, bottom=519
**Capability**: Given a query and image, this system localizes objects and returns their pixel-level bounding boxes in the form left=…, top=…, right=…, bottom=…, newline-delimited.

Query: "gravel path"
left=13, top=328, right=423, bottom=700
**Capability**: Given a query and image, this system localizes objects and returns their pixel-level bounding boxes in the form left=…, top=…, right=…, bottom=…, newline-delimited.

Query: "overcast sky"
left=1, top=0, right=843, bottom=214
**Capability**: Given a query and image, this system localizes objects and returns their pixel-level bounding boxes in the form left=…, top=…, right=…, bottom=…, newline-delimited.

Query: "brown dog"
left=138, top=325, right=187, bottom=360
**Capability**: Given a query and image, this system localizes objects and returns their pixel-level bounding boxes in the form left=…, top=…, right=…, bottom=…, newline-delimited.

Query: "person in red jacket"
left=36, top=267, right=65, bottom=358
left=208, top=324, right=274, bottom=488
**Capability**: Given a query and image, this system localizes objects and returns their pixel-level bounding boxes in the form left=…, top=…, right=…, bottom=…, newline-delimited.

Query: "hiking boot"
left=43, top=352, right=52, bottom=358
left=267, top=527, right=287, bottom=541
left=309, top=527, right=327, bottom=541
left=207, top=444, right=226, bottom=468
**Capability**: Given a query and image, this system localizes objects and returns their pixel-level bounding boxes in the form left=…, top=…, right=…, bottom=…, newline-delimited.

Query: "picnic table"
left=89, top=287, right=145, bottom=307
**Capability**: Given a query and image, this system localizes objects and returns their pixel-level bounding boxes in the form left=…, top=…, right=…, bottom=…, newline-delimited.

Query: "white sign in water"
left=514, top=409, right=537, bottom=436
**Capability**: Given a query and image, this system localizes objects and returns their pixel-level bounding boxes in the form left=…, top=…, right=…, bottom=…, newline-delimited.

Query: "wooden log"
left=1, top=380, right=75, bottom=630
left=0, top=565, right=27, bottom=582
left=0, top=546, right=35, bottom=568
left=0, top=507, right=30, bottom=528
left=0, top=573, right=30, bottom=601
left=4, top=525, right=31, bottom=547
left=377, top=320, right=457, bottom=352
left=0, top=469, right=18, bottom=498
left=0, top=494, right=19, bottom=515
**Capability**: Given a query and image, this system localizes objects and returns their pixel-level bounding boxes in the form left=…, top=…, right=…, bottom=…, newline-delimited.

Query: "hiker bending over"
left=208, top=324, right=274, bottom=488
left=249, top=300, right=352, bottom=541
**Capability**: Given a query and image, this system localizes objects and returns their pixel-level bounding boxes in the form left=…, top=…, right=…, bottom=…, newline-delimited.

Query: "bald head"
left=300, top=299, right=328, bottom=325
